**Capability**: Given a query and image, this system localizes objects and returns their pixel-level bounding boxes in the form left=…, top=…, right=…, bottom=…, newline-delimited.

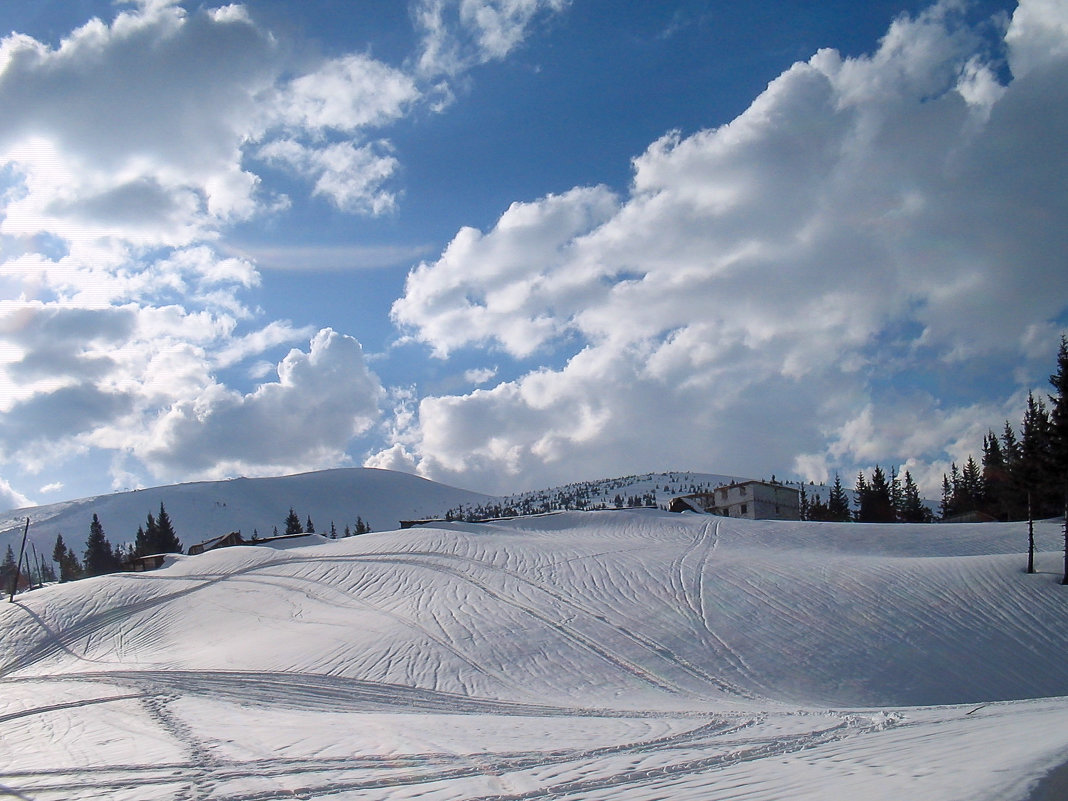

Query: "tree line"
left=49, top=503, right=183, bottom=582
left=34, top=503, right=375, bottom=587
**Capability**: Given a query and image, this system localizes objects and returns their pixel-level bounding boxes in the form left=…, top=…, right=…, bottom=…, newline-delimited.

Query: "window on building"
left=740, top=503, right=748, bottom=516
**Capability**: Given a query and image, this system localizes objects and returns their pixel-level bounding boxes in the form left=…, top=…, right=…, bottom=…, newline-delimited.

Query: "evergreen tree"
left=154, top=503, right=182, bottom=553
left=1, top=544, right=16, bottom=594
left=960, top=455, right=984, bottom=513
left=52, top=534, right=81, bottom=582
left=284, top=508, right=304, bottom=536
left=853, top=472, right=869, bottom=522
left=940, top=473, right=954, bottom=520
left=860, top=466, right=896, bottom=522
left=1021, top=391, right=1054, bottom=515
left=305, top=515, right=315, bottom=534
left=1049, top=335, right=1068, bottom=584
left=83, top=514, right=119, bottom=577
left=1048, top=335, right=1068, bottom=501
left=899, top=470, right=932, bottom=523
left=329, top=521, right=337, bottom=539
left=138, top=512, right=159, bottom=556
left=982, top=431, right=1009, bottom=520
left=807, top=493, right=832, bottom=521
left=888, top=466, right=901, bottom=519
left=999, top=420, right=1026, bottom=520
left=827, top=474, right=851, bottom=522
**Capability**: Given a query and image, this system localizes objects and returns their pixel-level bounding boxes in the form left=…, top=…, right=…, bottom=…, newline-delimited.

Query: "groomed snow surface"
left=2, top=508, right=1067, bottom=800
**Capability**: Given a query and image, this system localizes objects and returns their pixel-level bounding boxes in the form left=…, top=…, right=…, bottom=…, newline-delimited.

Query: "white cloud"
left=414, top=0, right=570, bottom=76
left=277, top=53, right=419, bottom=132
left=258, top=139, right=401, bottom=215
left=383, top=0, right=1068, bottom=494
left=137, top=329, right=384, bottom=481
left=0, top=476, right=32, bottom=513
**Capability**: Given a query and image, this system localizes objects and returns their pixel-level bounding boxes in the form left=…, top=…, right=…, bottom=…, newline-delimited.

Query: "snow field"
left=2, top=507, right=1067, bottom=799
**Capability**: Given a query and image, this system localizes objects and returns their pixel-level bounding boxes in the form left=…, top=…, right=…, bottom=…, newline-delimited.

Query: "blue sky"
left=0, top=0, right=1065, bottom=510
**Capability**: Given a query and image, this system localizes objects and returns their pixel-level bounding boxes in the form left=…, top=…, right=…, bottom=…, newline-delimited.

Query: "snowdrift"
left=2, top=509, right=1067, bottom=800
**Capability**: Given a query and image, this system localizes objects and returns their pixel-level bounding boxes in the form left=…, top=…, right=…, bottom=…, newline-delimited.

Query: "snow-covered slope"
left=0, top=467, right=492, bottom=561
left=2, top=508, right=1067, bottom=800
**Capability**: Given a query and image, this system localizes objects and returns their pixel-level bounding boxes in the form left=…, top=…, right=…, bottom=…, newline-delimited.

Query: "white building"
left=669, top=480, right=800, bottom=521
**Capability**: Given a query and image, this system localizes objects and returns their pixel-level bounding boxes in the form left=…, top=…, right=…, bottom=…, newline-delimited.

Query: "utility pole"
left=9, top=518, right=29, bottom=602
left=1027, top=491, right=1035, bottom=575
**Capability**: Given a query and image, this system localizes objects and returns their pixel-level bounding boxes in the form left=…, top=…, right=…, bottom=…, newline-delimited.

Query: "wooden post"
left=9, top=518, right=29, bottom=602
left=1027, top=491, right=1035, bottom=575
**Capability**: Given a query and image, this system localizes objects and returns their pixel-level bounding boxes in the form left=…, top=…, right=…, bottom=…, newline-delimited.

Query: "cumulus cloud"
left=0, top=0, right=556, bottom=499
left=382, top=0, right=1068, bottom=494
left=138, top=329, right=383, bottom=480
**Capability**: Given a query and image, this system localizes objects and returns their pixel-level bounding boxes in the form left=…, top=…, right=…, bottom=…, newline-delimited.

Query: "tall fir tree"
left=1021, top=391, right=1055, bottom=515
left=982, top=431, right=1009, bottom=520
left=52, top=533, right=82, bottom=582
left=284, top=508, right=304, bottom=536
left=83, top=514, right=119, bottom=577
left=1048, top=335, right=1068, bottom=496
left=154, top=503, right=182, bottom=553
left=853, top=466, right=895, bottom=522
left=1, top=544, right=16, bottom=594
left=827, top=474, right=851, bottom=522
left=899, top=470, right=932, bottom=522
left=940, top=473, right=954, bottom=520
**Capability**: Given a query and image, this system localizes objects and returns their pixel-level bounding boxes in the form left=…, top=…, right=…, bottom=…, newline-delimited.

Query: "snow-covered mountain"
left=0, top=467, right=493, bottom=562
left=0, top=468, right=765, bottom=565
left=2, top=495, right=1067, bottom=800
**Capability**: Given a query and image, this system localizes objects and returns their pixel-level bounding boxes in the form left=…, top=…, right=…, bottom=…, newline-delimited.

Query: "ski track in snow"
left=2, top=509, right=1068, bottom=800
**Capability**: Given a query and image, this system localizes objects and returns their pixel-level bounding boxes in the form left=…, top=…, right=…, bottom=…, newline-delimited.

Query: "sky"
left=0, top=0, right=1065, bottom=511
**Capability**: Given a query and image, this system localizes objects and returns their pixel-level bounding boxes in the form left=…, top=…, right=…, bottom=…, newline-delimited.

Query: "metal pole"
left=1027, top=491, right=1035, bottom=575
left=30, top=543, right=43, bottom=589
left=9, top=518, right=29, bottom=602
left=1061, top=484, right=1068, bottom=586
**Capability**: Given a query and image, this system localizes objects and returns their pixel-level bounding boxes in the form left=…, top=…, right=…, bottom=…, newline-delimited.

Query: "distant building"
left=187, top=531, right=245, bottom=555
left=127, top=553, right=168, bottom=571
left=669, top=480, right=800, bottom=521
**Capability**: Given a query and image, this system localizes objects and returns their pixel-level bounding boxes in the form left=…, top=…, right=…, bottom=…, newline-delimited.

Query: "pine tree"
left=865, top=466, right=896, bottom=522
left=154, top=503, right=182, bottom=553
left=807, top=493, right=831, bottom=521
left=889, top=467, right=902, bottom=520
left=329, top=521, right=337, bottom=539
left=52, top=534, right=81, bottom=582
left=284, top=508, right=303, bottom=536
left=899, top=470, right=932, bottom=522
left=996, top=420, right=1024, bottom=519
left=853, top=472, right=869, bottom=522
left=940, top=473, right=954, bottom=520
left=1, top=544, right=16, bottom=594
left=982, top=431, right=1009, bottom=520
left=1021, top=391, right=1054, bottom=515
left=960, top=456, right=984, bottom=513
left=83, top=514, right=119, bottom=577
left=139, top=512, right=159, bottom=556
left=1049, top=335, right=1068, bottom=485
left=828, top=474, right=851, bottom=522
left=305, top=515, right=315, bottom=534
left=1048, top=335, right=1068, bottom=584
